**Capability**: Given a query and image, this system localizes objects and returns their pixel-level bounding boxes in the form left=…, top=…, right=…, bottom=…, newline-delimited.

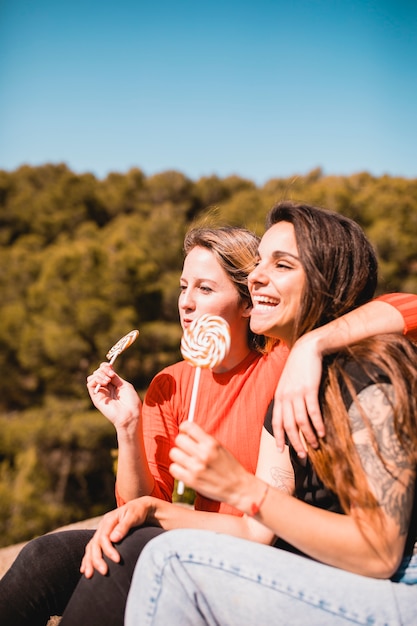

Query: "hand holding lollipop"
left=177, top=314, right=231, bottom=495
left=94, top=329, right=139, bottom=394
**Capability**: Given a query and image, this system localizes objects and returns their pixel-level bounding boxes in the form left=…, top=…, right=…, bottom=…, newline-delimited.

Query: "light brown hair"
left=184, top=226, right=265, bottom=350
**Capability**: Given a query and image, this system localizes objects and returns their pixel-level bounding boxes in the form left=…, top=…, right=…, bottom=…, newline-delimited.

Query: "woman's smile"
left=248, top=222, right=305, bottom=345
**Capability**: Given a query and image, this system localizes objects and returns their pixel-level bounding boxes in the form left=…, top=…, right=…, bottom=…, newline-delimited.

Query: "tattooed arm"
left=348, top=384, right=415, bottom=565
left=168, top=386, right=414, bottom=577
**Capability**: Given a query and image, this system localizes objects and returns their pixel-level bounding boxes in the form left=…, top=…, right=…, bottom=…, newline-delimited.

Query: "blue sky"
left=1, top=0, right=416, bottom=185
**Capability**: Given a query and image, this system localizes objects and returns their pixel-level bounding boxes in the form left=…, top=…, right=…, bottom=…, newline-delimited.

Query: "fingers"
left=273, top=400, right=306, bottom=459
left=82, top=532, right=120, bottom=577
left=170, top=422, right=217, bottom=487
left=303, top=391, right=325, bottom=439
left=79, top=512, right=122, bottom=578
left=273, top=396, right=322, bottom=459
left=174, top=422, right=215, bottom=460
left=272, top=392, right=323, bottom=459
left=108, top=514, right=135, bottom=544
left=87, top=363, right=115, bottom=395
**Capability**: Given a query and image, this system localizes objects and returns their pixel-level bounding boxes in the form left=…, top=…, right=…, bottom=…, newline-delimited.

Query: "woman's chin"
left=250, top=316, right=275, bottom=337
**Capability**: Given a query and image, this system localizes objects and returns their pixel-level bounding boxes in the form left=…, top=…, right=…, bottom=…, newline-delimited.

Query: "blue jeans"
left=125, top=529, right=417, bottom=626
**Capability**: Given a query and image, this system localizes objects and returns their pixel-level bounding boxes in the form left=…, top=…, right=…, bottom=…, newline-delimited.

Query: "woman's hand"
left=169, top=422, right=249, bottom=508
left=272, top=335, right=325, bottom=458
left=86, top=363, right=142, bottom=432
left=80, top=497, right=152, bottom=578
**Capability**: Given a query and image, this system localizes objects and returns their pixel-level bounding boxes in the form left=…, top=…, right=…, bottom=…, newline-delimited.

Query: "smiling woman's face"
left=248, top=221, right=306, bottom=346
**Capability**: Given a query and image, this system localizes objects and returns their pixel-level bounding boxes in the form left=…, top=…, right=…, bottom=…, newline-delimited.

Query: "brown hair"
left=312, top=336, right=417, bottom=516
left=266, top=201, right=378, bottom=343
left=266, top=202, right=417, bottom=525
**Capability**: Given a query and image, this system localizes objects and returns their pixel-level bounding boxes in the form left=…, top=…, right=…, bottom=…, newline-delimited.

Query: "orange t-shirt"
left=116, top=293, right=417, bottom=514
left=140, top=345, right=288, bottom=516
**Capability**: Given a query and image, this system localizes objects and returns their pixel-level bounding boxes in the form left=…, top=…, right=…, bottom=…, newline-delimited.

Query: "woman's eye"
left=200, top=285, right=213, bottom=293
left=276, top=262, right=291, bottom=270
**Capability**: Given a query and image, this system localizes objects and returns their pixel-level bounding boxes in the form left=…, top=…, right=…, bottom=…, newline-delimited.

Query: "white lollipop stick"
left=176, top=366, right=201, bottom=495
left=94, top=330, right=139, bottom=394
left=176, top=315, right=230, bottom=496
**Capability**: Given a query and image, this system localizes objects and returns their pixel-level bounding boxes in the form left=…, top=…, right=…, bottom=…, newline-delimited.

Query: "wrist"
left=116, top=416, right=141, bottom=441
left=293, top=326, right=329, bottom=359
left=249, top=483, right=270, bottom=516
left=232, top=476, right=270, bottom=517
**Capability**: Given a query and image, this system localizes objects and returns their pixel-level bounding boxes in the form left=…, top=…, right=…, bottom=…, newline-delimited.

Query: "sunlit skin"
left=179, top=246, right=252, bottom=372
left=248, top=222, right=306, bottom=348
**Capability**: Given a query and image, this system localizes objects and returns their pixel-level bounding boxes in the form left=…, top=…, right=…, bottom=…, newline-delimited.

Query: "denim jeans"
left=125, top=529, right=417, bottom=626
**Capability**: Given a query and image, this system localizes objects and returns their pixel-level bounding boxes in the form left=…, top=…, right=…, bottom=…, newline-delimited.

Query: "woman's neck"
left=212, top=338, right=253, bottom=373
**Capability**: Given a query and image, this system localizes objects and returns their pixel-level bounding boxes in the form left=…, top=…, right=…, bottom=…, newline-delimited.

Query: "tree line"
left=0, top=163, right=416, bottom=546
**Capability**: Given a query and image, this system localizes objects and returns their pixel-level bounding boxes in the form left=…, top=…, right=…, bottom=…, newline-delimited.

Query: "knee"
left=12, top=535, right=54, bottom=574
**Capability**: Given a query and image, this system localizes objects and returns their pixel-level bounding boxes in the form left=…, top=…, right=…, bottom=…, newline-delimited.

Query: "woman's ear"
left=241, top=300, right=253, bottom=319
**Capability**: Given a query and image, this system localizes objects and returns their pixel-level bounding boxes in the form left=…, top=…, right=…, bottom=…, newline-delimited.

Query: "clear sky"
left=1, top=0, right=416, bottom=185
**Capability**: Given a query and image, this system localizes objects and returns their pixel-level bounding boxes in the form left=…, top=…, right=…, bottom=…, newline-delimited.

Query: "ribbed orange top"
left=376, top=293, right=417, bottom=340
left=116, top=293, right=417, bottom=513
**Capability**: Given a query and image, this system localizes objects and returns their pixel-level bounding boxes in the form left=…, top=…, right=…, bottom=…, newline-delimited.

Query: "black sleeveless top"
left=264, top=357, right=417, bottom=559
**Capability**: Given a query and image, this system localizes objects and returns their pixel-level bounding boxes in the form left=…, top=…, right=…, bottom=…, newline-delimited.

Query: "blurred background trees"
left=0, top=163, right=416, bottom=546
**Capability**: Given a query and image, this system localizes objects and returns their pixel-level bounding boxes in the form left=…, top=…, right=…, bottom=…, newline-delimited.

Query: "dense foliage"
left=0, top=163, right=416, bottom=546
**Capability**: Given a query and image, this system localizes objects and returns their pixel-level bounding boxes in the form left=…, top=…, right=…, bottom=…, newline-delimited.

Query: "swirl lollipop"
left=177, top=314, right=230, bottom=494
left=181, top=314, right=231, bottom=369
left=94, top=329, right=139, bottom=393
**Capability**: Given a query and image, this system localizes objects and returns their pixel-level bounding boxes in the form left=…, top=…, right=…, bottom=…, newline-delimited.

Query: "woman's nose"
left=179, top=289, right=195, bottom=311
left=248, top=264, right=267, bottom=287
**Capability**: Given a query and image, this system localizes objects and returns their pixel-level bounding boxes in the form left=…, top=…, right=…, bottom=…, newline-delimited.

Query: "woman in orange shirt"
left=1, top=224, right=416, bottom=626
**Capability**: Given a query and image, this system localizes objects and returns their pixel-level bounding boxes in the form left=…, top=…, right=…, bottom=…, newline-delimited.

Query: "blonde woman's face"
left=248, top=222, right=306, bottom=345
left=179, top=246, right=250, bottom=334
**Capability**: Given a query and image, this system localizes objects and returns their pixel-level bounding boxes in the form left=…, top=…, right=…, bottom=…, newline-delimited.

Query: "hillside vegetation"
left=1, top=163, right=416, bottom=546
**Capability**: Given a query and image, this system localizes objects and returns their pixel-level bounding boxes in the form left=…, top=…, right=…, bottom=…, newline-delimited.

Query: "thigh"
left=127, top=529, right=415, bottom=626
left=60, top=525, right=165, bottom=626
left=0, top=529, right=94, bottom=626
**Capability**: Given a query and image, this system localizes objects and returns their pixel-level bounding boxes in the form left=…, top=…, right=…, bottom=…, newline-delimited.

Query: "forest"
left=1, top=163, right=416, bottom=547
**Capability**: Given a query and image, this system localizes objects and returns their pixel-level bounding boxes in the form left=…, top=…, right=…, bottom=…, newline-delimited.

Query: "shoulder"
left=253, top=343, right=289, bottom=375
left=326, top=354, right=391, bottom=410
left=144, top=360, right=194, bottom=404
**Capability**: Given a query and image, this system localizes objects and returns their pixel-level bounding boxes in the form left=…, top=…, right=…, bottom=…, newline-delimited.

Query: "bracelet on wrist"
left=250, top=483, right=269, bottom=516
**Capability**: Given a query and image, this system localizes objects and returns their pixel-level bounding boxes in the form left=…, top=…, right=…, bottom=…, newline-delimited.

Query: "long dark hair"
left=266, top=201, right=378, bottom=342
left=266, top=202, right=417, bottom=529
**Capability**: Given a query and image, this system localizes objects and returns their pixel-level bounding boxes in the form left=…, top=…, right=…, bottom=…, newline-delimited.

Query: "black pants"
left=0, top=525, right=165, bottom=626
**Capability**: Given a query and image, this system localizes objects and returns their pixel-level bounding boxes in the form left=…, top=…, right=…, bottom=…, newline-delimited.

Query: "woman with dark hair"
left=125, top=202, right=417, bottom=625
left=2, top=223, right=416, bottom=626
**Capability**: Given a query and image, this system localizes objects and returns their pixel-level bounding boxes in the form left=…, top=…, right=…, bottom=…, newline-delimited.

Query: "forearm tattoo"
left=348, top=384, right=415, bottom=535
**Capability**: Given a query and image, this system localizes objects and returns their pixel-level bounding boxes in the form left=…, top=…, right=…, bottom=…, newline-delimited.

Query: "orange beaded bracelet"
left=250, top=483, right=269, bottom=516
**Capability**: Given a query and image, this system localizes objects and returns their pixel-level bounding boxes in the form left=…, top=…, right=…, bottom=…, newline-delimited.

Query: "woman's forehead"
left=182, top=247, right=230, bottom=282
left=259, top=222, right=298, bottom=257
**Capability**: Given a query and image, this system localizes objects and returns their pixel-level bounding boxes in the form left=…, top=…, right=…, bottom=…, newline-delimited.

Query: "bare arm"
left=80, top=427, right=294, bottom=577
left=234, top=385, right=414, bottom=578
left=273, top=298, right=408, bottom=457
left=87, top=363, right=154, bottom=502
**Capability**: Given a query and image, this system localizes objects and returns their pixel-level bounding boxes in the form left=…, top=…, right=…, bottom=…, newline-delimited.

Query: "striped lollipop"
left=181, top=314, right=231, bottom=369
left=94, top=329, right=139, bottom=393
left=177, top=314, right=230, bottom=495
left=106, top=329, right=139, bottom=363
